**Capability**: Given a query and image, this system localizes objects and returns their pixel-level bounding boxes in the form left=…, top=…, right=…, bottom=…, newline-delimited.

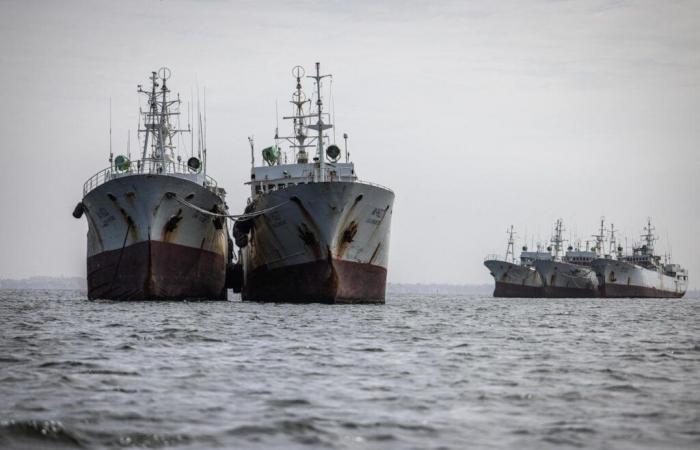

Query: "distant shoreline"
left=1, top=277, right=696, bottom=298
left=0, top=276, right=492, bottom=295
left=0, top=276, right=86, bottom=290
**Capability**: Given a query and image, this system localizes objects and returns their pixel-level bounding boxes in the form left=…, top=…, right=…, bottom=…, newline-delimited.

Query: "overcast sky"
left=0, top=0, right=698, bottom=288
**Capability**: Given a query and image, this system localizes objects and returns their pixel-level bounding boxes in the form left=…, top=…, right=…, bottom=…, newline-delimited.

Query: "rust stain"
left=124, top=212, right=138, bottom=241
left=342, top=221, right=358, bottom=243
left=297, top=222, right=321, bottom=259
left=291, top=196, right=324, bottom=259
left=210, top=204, right=224, bottom=230
left=327, top=246, right=339, bottom=290
left=155, top=192, right=175, bottom=216
left=337, top=220, right=358, bottom=258
left=291, top=196, right=321, bottom=235
left=125, top=191, right=136, bottom=207
left=365, top=204, right=392, bottom=245
left=333, top=193, right=365, bottom=258
left=108, top=194, right=138, bottom=241
left=84, top=209, right=105, bottom=251
left=369, top=242, right=382, bottom=264
left=162, top=208, right=183, bottom=242
left=341, top=194, right=362, bottom=222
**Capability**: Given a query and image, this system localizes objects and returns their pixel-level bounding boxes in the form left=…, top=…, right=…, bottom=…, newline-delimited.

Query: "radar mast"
left=505, top=225, right=516, bottom=264
left=592, top=217, right=606, bottom=257
left=641, top=218, right=657, bottom=254
left=137, top=67, right=191, bottom=171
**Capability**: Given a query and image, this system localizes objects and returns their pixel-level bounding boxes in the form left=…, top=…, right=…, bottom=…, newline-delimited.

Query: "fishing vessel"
left=592, top=219, right=688, bottom=298
left=533, top=219, right=601, bottom=298
left=73, top=68, right=231, bottom=300
left=232, top=63, right=394, bottom=303
left=484, top=226, right=550, bottom=297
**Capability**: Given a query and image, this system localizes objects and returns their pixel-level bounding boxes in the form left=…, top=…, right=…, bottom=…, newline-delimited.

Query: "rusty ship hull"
left=82, top=174, right=229, bottom=300
left=483, top=260, right=544, bottom=298
left=236, top=181, right=394, bottom=303
left=592, top=259, right=686, bottom=298
left=533, top=260, right=599, bottom=298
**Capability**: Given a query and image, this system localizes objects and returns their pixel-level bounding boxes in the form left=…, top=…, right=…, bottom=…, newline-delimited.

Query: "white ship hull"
left=235, top=181, right=394, bottom=303
left=533, top=260, right=599, bottom=298
left=592, top=259, right=686, bottom=298
left=82, top=174, right=229, bottom=300
left=483, top=260, right=544, bottom=297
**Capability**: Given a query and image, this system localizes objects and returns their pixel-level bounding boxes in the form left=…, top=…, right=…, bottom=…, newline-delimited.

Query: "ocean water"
left=1, top=290, right=699, bottom=450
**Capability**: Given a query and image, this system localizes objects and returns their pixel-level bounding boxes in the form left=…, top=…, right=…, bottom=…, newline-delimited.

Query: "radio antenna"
left=330, top=77, right=337, bottom=144
left=109, top=97, right=113, bottom=164
left=275, top=99, right=279, bottom=139
left=248, top=136, right=255, bottom=168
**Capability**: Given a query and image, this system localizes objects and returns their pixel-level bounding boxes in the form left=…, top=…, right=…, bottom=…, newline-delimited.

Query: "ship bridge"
left=248, top=162, right=356, bottom=196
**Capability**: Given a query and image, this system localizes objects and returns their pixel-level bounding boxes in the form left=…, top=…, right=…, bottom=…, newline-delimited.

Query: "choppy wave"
left=1, top=290, right=699, bottom=449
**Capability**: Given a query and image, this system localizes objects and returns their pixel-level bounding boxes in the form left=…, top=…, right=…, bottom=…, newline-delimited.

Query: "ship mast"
left=137, top=68, right=190, bottom=170
left=139, top=71, right=159, bottom=161
left=505, top=225, right=516, bottom=264
left=283, top=66, right=311, bottom=162
left=608, top=223, right=618, bottom=258
left=641, top=217, right=656, bottom=254
left=551, top=219, right=565, bottom=261
left=307, top=62, right=332, bottom=182
left=280, top=66, right=315, bottom=163
left=592, top=217, right=606, bottom=257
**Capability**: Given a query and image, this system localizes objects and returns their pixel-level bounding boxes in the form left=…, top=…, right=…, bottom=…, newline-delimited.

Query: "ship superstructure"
left=232, top=63, right=394, bottom=303
left=533, top=219, right=601, bottom=298
left=483, top=226, right=550, bottom=297
left=592, top=219, right=688, bottom=298
left=74, top=69, right=230, bottom=300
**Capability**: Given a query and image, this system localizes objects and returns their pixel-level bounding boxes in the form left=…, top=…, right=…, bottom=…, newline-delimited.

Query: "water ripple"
left=1, top=290, right=699, bottom=449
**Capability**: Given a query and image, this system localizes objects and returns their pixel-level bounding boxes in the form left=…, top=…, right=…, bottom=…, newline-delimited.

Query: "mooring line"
left=171, top=195, right=287, bottom=220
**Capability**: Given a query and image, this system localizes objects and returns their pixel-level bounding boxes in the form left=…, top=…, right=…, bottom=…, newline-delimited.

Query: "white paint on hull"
left=484, top=260, right=543, bottom=288
left=534, top=260, right=598, bottom=291
left=82, top=174, right=228, bottom=258
left=592, top=259, right=687, bottom=297
left=241, top=181, right=394, bottom=277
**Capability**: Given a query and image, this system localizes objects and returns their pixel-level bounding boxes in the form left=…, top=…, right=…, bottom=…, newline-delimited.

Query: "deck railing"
left=355, top=179, right=394, bottom=193
left=83, top=158, right=218, bottom=196
left=484, top=254, right=505, bottom=262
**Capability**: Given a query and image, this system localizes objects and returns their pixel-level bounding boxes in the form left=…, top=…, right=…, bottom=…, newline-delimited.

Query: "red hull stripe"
left=87, top=240, right=226, bottom=300
left=242, top=258, right=387, bottom=304
left=493, top=282, right=543, bottom=298
left=601, top=284, right=685, bottom=298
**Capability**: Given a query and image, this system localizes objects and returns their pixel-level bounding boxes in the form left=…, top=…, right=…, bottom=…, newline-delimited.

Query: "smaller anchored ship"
left=484, top=226, right=550, bottom=297
left=592, top=219, right=688, bottom=298
left=533, top=219, right=601, bottom=298
left=73, top=68, right=231, bottom=300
